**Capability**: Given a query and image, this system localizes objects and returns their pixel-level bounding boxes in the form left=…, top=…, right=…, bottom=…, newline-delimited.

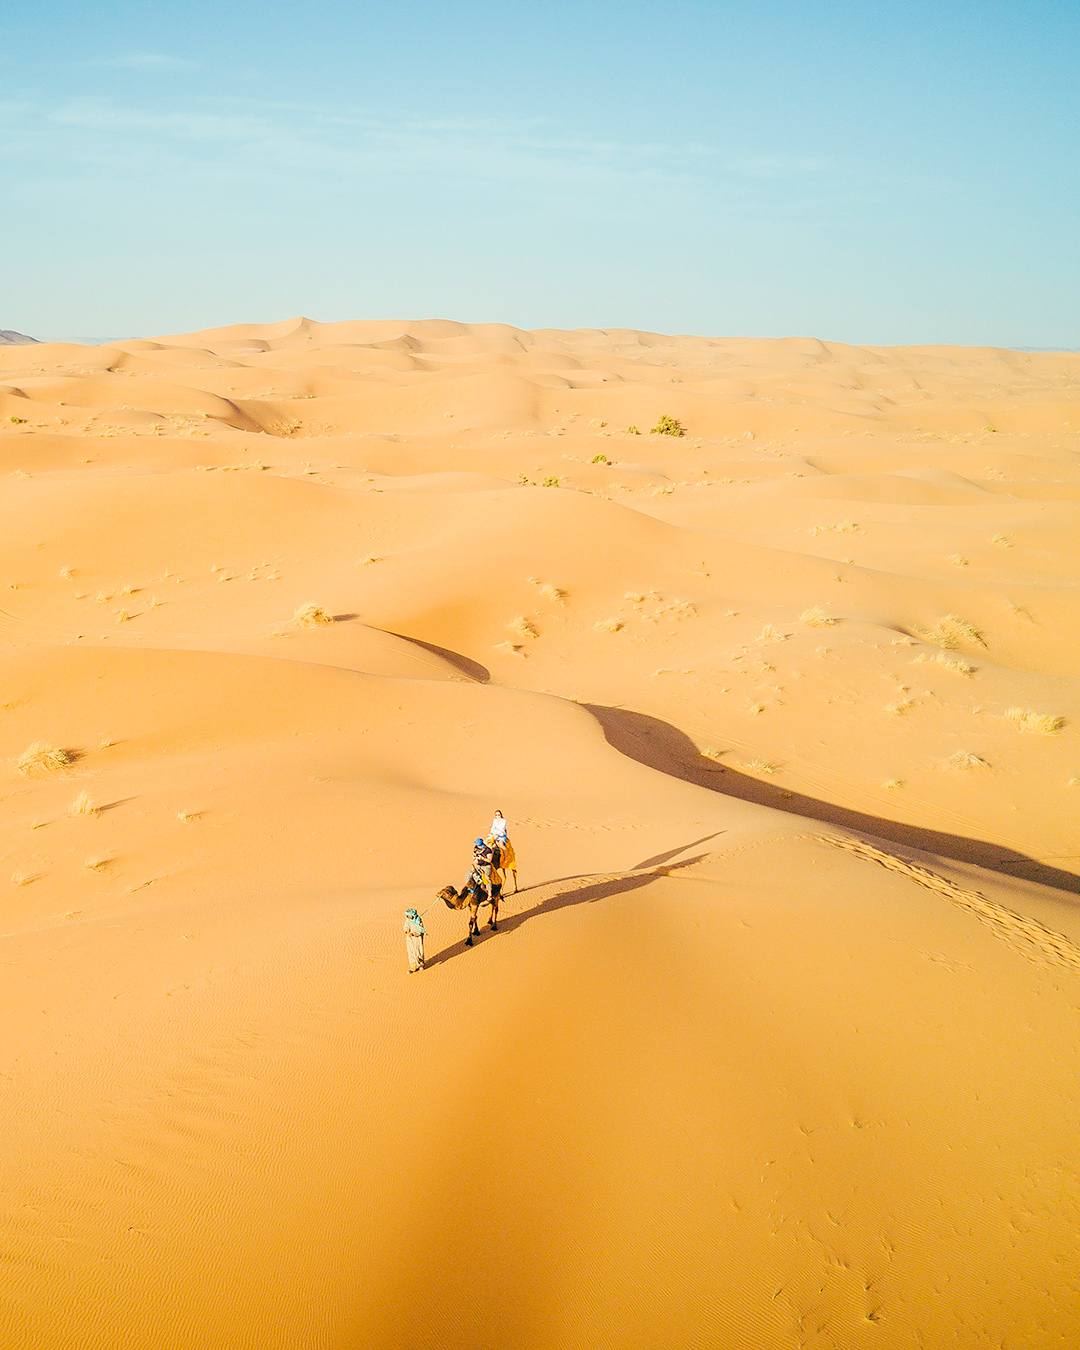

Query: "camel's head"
left=438, top=884, right=462, bottom=910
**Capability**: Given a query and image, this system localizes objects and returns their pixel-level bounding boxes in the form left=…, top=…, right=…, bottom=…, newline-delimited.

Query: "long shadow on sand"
left=585, top=703, right=1080, bottom=896
left=425, top=851, right=712, bottom=970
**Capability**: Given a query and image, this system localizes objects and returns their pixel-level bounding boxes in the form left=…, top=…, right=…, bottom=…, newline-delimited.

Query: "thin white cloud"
left=103, top=52, right=198, bottom=72
left=31, top=94, right=841, bottom=204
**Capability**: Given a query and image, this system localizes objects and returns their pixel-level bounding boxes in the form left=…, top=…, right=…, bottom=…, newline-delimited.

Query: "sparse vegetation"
left=626, top=425, right=641, bottom=435
left=915, top=615, right=986, bottom=650
left=883, top=779, right=905, bottom=790
left=537, top=583, right=565, bottom=603
left=509, top=616, right=538, bottom=640
left=1005, top=708, right=1065, bottom=735
left=746, top=759, right=779, bottom=774
left=70, top=792, right=99, bottom=817
left=650, top=414, right=685, bottom=437
left=9, top=415, right=27, bottom=425
left=799, top=607, right=837, bottom=627
left=809, top=520, right=860, bottom=536
left=913, top=651, right=975, bottom=676
left=17, top=743, right=79, bottom=778
left=293, top=603, right=335, bottom=628
left=594, top=617, right=623, bottom=632
left=177, top=809, right=200, bottom=823
left=591, top=453, right=610, bottom=465
left=886, top=698, right=916, bottom=716
left=541, top=476, right=560, bottom=488
left=948, top=751, right=991, bottom=770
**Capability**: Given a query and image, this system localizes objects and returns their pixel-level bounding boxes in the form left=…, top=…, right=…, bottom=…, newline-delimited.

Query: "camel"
left=439, top=870, right=503, bottom=946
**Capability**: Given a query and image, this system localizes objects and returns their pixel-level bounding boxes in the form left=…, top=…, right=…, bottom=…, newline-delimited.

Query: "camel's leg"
left=489, top=896, right=499, bottom=931
left=511, top=869, right=518, bottom=894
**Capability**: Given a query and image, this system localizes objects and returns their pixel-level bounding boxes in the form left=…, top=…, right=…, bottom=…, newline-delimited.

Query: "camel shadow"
left=425, top=850, right=711, bottom=969
left=585, top=704, right=1080, bottom=896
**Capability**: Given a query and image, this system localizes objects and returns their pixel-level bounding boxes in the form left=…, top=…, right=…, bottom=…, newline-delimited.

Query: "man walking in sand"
left=403, top=907, right=426, bottom=973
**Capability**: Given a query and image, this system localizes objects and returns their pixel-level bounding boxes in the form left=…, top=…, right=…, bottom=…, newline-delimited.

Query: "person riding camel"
left=469, top=837, right=494, bottom=899
left=486, top=810, right=517, bottom=892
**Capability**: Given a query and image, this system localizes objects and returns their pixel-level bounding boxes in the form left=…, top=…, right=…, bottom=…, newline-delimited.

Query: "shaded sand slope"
left=1, top=321, right=1079, bottom=1347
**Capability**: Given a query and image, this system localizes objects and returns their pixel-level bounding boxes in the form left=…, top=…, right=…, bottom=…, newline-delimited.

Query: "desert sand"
left=1, top=318, right=1078, bottom=1348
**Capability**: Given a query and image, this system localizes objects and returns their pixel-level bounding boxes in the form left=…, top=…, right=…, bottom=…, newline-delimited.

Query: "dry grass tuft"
left=509, top=616, right=539, bottom=640
left=360, top=555, right=382, bottom=565
left=594, top=617, right=623, bottom=633
left=886, top=698, right=916, bottom=716
left=915, top=614, right=986, bottom=650
left=948, top=554, right=970, bottom=567
left=17, top=743, right=79, bottom=778
left=948, top=751, right=991, bottom=771
left=293, top=603, right=335, bottom=629
left=913, top=651, right=975, bottom=677
left=11, top=871, right=34, bottom=887
left=800, top=607, right=837, bottom=627
left=746, top=759, right=779, bottom=774
left=1004, top=708, right=1065, bottom=735
left=177, top=809, right=200, bottom=823
left=537, top=583, right=566, bottom=603
left=84, top=856, right=112, bottom=871
left=882, top=778, right=905, bottom=790
left=992, top=533, right=1013, bottom=548
left=757, top=624, right=789, bottom=643
left=70, top=791, right=99, bottom=817
left=809, top=520, right=860, bottom=536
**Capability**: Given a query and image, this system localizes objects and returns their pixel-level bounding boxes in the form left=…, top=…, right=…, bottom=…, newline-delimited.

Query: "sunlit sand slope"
left=1, top=320, right=1078, bottom=1348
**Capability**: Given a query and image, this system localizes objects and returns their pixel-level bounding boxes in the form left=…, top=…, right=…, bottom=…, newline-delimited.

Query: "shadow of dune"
left=383, top=630, right=491, bottom=683
left=426, top=851, right=711, bottom=969
left=585, top=704, right=1080, bottom=896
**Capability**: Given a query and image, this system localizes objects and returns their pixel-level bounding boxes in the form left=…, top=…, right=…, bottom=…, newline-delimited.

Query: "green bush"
left=9, top=415, right=27, bottom=425
left=650, top=414, right=685, bottom=437
left=542, top=475, right=560, bottom=488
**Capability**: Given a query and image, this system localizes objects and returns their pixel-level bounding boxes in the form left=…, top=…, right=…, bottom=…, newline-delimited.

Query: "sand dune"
left=1, top=320, right=1078, bottom=1348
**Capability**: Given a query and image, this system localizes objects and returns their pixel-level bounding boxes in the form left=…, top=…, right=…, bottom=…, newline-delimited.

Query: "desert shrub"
left=292, top=603, right=334, bottom=628
left=17, top=743, right=79, bottom=777
left=591, top=453, right=610, bottom=465
left=650, top=414, right=685, bottom=437
left=542, top=476, right=560, bottom=488
left=627, top=425, right=641, bottom=435
left=1005, top=708, right=1065, bottom=735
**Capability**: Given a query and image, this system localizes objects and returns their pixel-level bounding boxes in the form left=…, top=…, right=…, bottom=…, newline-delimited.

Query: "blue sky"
left=3, top=0, right=1078, bottom=344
